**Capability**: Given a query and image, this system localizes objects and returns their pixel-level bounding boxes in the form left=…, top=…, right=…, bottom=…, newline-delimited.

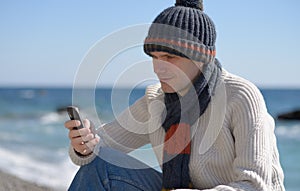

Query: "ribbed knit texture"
left=144, top=2, right=216, bottom=63
left=176, top=0, right=204, bottom=11
left=69, top=70, right=285, bottom=191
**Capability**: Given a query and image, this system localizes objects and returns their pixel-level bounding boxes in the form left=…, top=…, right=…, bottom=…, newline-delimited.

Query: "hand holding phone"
left=66, top=106, right=85, bottom=130
left=65, top=106, right=100, bottom=155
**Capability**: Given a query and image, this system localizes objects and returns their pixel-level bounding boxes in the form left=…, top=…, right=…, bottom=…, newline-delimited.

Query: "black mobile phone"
left=66, top=106, right=85, bottom=130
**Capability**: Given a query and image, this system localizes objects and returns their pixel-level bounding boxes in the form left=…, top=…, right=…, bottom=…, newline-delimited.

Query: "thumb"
left=82, top=118, right=91, bottom=129
left=90, top=121, right=98, bottom=135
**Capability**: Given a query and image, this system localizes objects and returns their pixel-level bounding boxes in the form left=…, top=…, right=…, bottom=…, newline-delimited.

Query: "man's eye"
left=165, top=55, right=176, bottom=59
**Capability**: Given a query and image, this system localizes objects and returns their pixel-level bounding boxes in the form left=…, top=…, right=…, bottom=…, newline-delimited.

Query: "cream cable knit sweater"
left=69, top=70, right=285, bottom=191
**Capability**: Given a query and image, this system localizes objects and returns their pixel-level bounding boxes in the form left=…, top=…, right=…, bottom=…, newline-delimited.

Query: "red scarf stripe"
left=164, top=123, right=191, bottom=155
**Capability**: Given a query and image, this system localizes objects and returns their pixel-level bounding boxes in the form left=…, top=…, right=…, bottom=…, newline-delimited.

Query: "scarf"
left=161, top=59, right=221, bottom=190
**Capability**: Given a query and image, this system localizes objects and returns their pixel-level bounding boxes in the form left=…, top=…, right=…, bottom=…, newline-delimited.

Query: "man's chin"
left=160, top=82, right=192, bottom=95
left=160, top=82, right=176, bottom=93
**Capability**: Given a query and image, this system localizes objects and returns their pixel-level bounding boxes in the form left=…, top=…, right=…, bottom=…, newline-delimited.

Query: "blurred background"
left=0, top=0, right=299, bottom=190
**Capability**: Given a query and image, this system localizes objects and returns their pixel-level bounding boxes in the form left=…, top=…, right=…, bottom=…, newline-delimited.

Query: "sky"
left=1, top=0, right=300, bottom=88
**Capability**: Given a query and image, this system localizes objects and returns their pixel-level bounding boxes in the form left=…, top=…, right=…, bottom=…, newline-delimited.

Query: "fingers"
left=64, top=120, right=81, bottom=130
left=82, top=118, right=90, bottom=129
left=71, top=130, right=94, bottom=143
left=65, top=119, right=91, bottom=138
left=65, top=119, right=100, bottom=155
left=68, top=126, right=91, bottom=139
left=71, top=137, right=100, bottom=155
left=84, top=136, right=100, bottom=153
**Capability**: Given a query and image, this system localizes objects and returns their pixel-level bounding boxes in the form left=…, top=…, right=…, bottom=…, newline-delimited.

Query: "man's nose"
left=153, top=59, right=168, bottom=74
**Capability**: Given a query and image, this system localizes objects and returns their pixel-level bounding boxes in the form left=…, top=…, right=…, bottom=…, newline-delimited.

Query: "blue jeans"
left=69, top=147, right=163, bottom=191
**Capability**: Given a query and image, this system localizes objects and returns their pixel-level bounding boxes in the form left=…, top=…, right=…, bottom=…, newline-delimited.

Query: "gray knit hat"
left=144, top=0, right=216, bottom=64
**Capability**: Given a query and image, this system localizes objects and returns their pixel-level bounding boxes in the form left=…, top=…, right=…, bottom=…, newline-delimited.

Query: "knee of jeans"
left=97, top=147, right=150, bottom=169
left=71, top=156, right=110, bottom=190
left=79, top=147, right=119, bottom=172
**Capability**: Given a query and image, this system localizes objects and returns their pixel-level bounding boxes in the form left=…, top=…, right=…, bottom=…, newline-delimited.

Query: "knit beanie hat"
left=144, top=0, right=217, bottom=64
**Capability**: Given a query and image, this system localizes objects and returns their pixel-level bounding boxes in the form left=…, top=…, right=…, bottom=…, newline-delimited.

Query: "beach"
left=0, top=170, right=59, bottom=191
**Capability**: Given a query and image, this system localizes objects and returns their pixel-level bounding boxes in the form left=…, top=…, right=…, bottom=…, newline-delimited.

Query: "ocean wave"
left=39, top=112, right=67, bottom=125
left=0, top=111, right=66, bottom=122
left=276, top=124, right=300, bottom=140
left=18, top=89, right=36, bottom=99
left=0, top=146, right=78, bottom=190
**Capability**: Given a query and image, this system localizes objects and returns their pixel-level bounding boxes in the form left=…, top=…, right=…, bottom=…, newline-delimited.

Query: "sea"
left=0, top=87, right=299, bottom=191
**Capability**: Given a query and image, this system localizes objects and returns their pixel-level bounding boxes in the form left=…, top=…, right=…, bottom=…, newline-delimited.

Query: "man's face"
left=151, top=51, right=202, bottom=93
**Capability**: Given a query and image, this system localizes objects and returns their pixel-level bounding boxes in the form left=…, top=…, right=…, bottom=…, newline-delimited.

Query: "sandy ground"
left=0, top=171, right=60, bottom=191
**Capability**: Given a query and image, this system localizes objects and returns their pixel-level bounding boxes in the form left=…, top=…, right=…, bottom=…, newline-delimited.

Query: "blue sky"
left=1, top=0, right=299, bottom=88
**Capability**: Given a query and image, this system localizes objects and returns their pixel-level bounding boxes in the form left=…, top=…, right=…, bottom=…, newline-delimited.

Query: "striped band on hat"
left=144, top=5, right=217, bottom=64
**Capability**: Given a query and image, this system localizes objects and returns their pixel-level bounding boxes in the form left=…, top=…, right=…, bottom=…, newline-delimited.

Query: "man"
left=65, top=0, right=285, bottom=190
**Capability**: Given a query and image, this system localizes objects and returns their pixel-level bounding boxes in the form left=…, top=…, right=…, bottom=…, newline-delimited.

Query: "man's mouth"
left=159, top=76, right=173, bottom=82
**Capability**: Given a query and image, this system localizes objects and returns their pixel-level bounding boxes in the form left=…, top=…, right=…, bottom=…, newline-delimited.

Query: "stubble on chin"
left=160, top=82, right=175, bottom=93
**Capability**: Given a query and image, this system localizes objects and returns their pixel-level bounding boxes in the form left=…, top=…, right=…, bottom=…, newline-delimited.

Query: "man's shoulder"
left=221, top=69, right=266, bottom=107
left=221, top=69, right=261, bottom=95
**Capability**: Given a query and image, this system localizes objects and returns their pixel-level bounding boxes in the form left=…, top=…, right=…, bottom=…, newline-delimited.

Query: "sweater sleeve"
left=96, top=95, right=151, bottom=152
left=69, top=95, right=152, bottom=166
